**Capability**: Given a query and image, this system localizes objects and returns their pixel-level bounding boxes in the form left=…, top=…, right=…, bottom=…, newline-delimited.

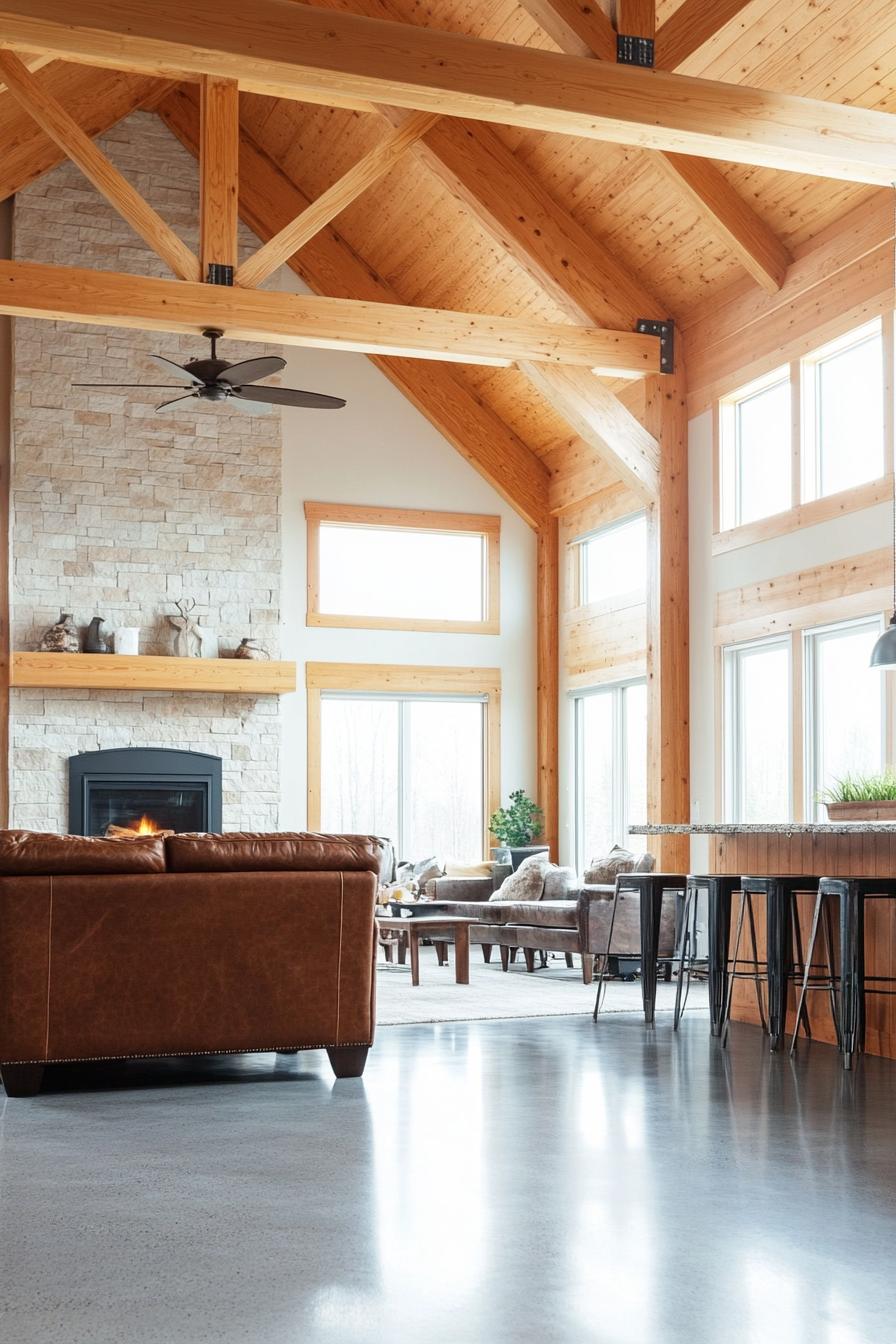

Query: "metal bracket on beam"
left=205, top=264, right=234, bottom=286
left=616, top=35, right=654, bottom=67
left=636, top=318, right=675, bottom=374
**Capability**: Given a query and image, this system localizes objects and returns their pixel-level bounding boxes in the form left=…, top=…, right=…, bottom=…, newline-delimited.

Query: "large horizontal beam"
left=3, top=2, right=896, bottom=183
left=0, top=258, right=661, bottom=372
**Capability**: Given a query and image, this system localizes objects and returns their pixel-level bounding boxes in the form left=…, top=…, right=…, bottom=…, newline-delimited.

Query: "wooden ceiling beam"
left=522, top=0, right=790, bottom=293
left=521, top=363, right=660, bottom=500
left=0, top=255, right=662, bottom=372
left=617, top=1, right=656, bottom=40
left=516, top=0, right=616, bottom=60
left=2, top=2, right=895, bottom=183
left=199, top=74, right=239, bottom=278
left=0, top=50, right=50, bottom=91
left=0, top=50, right=201, bottom=280
left=236, top=109, right=440, bottom=291
left=654, top=0, right=754, bottom=71
left=160, top=87, right=552, bottom=529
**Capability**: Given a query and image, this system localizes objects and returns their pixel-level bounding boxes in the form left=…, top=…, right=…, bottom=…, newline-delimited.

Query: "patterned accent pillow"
left=584, top=845, right=636, bottom=886
left=489, top=853, right=551, bottom=901
left=542, top=865, right=578, bottom=900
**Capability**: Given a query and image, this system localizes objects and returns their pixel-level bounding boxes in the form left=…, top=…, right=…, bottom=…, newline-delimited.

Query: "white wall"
left=688, top=408, right=892, bottom=867
left=276, top=340, right=538, bottom=839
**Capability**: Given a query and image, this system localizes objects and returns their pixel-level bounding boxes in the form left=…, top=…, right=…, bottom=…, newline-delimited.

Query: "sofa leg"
left=499, top=946, right=510, bottom=972
left=523, top=948, right=535, bottom=973
left=435, top=941, right=448, bottom=966
left=481, top=944, right=493, bottom=964
left=581, top=954, right=594, bottom=986
left=510, top=948, right=518, bottom=964
left=326, top=1046, right=369, bottom=1079
left=565, top=953, right=574, bottom=968
left=1, top=1063, right=44, bottom=1097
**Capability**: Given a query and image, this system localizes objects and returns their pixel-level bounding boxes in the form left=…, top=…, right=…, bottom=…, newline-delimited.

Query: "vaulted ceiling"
left=0, top=0, right=893, bottom=524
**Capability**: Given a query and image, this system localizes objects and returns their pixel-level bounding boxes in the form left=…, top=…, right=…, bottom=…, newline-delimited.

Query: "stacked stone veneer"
left=10, top=113, right=282, bottom=831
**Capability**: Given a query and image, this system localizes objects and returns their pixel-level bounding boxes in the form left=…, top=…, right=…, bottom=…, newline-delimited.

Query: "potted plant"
left=821, top=770, right=896, bottom=821
left=489, top=789, right=548, bottom=870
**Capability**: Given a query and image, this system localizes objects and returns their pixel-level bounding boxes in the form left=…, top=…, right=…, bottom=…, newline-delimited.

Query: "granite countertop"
left=630, top=822, right=896, bottom=835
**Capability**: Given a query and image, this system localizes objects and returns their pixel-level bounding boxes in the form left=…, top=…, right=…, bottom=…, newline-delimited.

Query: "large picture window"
left=804, top=617, right=884, bottom=819
left=723, top=637, right=792, bottom=822
left=572, top=679, right=647, bottom=873
left=307, top=664, right=500, bottom=860
left=305, top=502, right=500, bottom=634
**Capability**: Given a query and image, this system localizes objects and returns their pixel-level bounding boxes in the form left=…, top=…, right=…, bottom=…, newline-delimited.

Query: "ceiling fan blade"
left=228, top=393, right=271, bottom=413
left=235, top=384, right=347, bottom=410
left=155, top=392, right=199, bottom=411
left=73, top=383, right=190, bottom=389
left=147, top=354, right=204, bottom=386
left=217, top=355, right=286, bottom=387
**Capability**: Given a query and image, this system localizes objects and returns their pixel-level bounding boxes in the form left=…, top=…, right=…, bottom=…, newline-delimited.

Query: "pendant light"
left=869, top=188, right=896, bottom=669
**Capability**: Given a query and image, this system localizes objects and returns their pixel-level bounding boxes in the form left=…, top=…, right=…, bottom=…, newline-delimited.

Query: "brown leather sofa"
left=426, top=867, right=678, bottom=984
left=0, top=829, right=388, bottom=1097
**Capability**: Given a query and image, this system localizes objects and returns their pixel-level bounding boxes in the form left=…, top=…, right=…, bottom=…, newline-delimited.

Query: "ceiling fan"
left=73, top=328, right=346, bottom=413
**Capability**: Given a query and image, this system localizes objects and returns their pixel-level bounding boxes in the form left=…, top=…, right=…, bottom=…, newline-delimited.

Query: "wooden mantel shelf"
left=10, top=652, right=297, bottom=695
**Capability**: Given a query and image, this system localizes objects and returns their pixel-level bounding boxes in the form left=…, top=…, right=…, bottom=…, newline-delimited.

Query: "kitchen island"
left=631, top=822, right=896, bottom=1059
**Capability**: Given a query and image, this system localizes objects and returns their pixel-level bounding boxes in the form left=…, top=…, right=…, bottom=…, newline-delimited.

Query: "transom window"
left=576, top=513, right=648, bottom=606
left=718, top=318, right=889, bottom=534
left=802, top=322, right=884, bottom=501
left=723, top=637, right=792, bottom=822
left=572, top=679, right=647, bottom=873
left=305, top=502, right=500, bottom=634
left=720, top=369, right=791, bottom=530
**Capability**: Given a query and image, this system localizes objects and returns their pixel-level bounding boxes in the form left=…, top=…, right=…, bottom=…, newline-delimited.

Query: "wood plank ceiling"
left=0, top=0, right=893, bottom=516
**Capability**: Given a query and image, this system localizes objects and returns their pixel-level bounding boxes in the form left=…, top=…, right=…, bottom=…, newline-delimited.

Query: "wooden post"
left=644, top=370, right=690, bottom=872
left=537, top=517, right=559, bottom=858
left=199, top=74, right=239, bottom=280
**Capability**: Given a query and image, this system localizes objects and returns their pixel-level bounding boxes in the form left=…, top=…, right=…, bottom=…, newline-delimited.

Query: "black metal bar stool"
left=593, top=872, right=686, bottom=1026
left=724, top=876, right=820, bottom=1051
left=675, top=875, right=743, bottom=1034
left=791, top=877, right=896, bottom=1070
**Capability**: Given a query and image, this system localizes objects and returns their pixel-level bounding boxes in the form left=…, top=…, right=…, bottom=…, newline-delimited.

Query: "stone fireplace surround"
left=8, top=114, right=283, bottom=834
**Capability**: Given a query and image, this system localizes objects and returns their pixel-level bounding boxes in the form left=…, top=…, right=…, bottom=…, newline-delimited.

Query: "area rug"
left=376, top=947, right=709, bottom=1027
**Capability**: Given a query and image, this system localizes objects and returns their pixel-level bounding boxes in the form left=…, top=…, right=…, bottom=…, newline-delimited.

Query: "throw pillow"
left=445, top=860, right=493, bottom=879
left=413, top=856, right=443, bottom=886
left=542, top=865, right=578, bottom=900
left=490, top=853, right=551, bottom=902
left=632, top=851, right=656, bottom=874
left=584, top=844, right=636, bottom=886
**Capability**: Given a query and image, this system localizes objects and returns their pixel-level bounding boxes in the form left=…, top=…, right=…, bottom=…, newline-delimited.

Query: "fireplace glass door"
left=86, top=785, right=208, bottom=837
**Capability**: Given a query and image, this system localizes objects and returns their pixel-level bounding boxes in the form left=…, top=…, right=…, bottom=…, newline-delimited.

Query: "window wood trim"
left=305, top=661, right=501, bottom=855
left=304, top=501, right=501, bottom=635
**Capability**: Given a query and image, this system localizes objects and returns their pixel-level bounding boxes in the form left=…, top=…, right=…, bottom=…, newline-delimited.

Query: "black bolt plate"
left=636, top=318, right=675, bottom=374
left=206, top=263, right=234, bottom=286
left=617, top=34, right=655, bottom=67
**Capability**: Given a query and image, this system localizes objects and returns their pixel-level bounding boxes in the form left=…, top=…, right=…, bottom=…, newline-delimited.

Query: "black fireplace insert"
left=68, top=747, right=223, bottom=836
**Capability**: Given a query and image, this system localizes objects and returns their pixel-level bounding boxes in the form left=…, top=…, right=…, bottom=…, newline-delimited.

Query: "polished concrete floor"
left=2, top=1015, right=895, bottom=1344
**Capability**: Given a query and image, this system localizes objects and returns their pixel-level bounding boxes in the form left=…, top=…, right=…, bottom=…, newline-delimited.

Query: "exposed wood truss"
left=158, top=86, right=551, bottom=530
left=653, top=1, right=754, bottom=70
left=520, top=0, right=790, bottom=292
left=2, top=1, right=895, bottom=182
left=236, top=109, right=440, bottom=290
left=0, top=49, right=200, bottom=279
left=0, top=257, right=662, bottom=372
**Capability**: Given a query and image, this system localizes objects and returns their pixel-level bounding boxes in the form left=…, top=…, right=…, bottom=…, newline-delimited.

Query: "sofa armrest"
left=577, top=883, right=678, bottom=957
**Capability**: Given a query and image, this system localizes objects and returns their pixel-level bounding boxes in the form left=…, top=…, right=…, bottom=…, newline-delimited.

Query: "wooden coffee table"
left=376, top=915, right=478, bottom=987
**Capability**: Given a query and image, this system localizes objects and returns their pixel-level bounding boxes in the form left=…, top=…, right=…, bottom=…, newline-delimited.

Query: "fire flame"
left=135, top=815, right=160, bottom=835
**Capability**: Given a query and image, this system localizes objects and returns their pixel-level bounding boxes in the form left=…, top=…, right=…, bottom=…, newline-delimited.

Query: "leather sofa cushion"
left=0, top=830, right=166, bottom=875
left=477, top=900, right=577, bottom=929
left=166, top=831, right=388, bottom=875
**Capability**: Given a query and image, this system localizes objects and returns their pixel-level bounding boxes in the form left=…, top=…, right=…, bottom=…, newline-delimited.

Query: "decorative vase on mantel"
left=38, top=612, right=80, bottom=654
left=84, top=616, right=109, bottom=654
left=234, top=638, right=270, bottom=661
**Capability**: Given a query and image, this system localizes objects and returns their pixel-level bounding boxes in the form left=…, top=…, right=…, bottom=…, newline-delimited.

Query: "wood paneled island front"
left=631, top=823, right=896, bottom=1060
